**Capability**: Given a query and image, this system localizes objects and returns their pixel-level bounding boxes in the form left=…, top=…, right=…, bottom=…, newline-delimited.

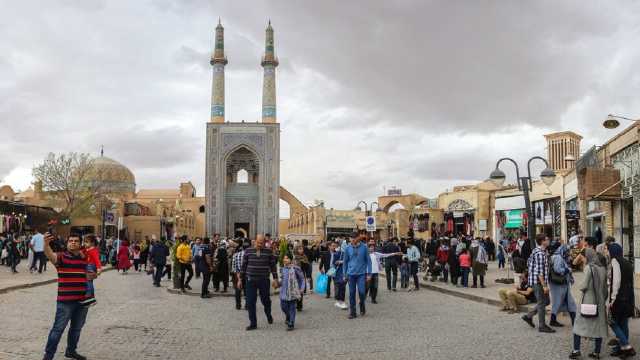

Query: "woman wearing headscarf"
left=117, top=240, right=132, bottom=274
left=570, top=248, right=608, bottom=359
left=448, top=238, right=460, bottom=286
left=470, top=238, right=488, bottom=288
left=606, top=242, right=636, bottom=358
left=548, top=244, right=576, bottom=327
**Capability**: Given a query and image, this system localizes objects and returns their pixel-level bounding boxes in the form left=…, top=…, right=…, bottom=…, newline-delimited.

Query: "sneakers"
left=267, top=315, right=274, bottom=324
left=339, top=302, right=348, bottom=310
left=569, top=351, right=581, bottom=359
left=348, top=313, right=357, bottom=319
left=246, top=325, right=257, bottom=331
left=334, top=302, right=341, bottom=308
left=521, top=315, right=535, bottom=328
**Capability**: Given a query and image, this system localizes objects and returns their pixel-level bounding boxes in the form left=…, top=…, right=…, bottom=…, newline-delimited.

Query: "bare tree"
left=32, top=152, right=105, bottom=217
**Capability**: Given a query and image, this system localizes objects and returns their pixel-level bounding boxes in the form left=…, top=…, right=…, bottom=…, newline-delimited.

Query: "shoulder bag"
left=549, top=258, right=567, bottom=285
left=580, top=266, right=599, bottom=318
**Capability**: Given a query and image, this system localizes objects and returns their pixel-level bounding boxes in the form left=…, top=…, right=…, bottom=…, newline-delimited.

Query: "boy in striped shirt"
left=42, top=233, right=97, bottom=360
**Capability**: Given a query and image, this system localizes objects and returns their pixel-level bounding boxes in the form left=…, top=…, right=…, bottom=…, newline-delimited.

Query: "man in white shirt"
left=30, top=229, right=46, bottom=273
left=568, top=230, right=582, bottom=249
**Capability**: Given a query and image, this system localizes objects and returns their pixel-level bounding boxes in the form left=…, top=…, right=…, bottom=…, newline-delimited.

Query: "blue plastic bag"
left=315, top=273, right=328, bottom=295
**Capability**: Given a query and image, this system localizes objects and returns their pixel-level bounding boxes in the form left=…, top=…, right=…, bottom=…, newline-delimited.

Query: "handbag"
left=326, top=267, right=336, bottom=277
left=580, top=266, right=599, bottom=318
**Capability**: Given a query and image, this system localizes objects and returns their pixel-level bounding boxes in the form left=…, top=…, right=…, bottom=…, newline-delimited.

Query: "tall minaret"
left=261, top=20, right=279, bottom=123
left=210, top=19, right=228, bottom=123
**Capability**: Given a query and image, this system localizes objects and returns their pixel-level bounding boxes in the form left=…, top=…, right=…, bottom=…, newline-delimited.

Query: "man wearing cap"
left=343, top=232, right=372, bottom=319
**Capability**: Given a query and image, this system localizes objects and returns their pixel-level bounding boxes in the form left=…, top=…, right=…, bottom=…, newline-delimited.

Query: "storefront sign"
left=566, top=210, right=580, bottom=220
left=478, top=219, right=487, bottom=231
left=504, top=210, right=523, bottom=228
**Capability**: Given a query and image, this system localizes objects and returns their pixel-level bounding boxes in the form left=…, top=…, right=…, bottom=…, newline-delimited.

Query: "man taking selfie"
left=42, top=232, right=97, bottom=360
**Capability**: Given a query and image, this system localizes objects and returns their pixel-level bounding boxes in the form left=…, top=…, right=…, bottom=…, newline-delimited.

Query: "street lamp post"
left=489, top=157, right=556, bottom=250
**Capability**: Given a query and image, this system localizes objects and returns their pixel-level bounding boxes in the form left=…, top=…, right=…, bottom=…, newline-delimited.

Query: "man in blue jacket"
left=343, top=232, right=372, bottom=319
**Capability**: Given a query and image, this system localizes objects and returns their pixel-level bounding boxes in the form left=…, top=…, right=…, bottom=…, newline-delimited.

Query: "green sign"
left=504, top=210, right=523, bottom=229
left=61, top=218, right=70, bottom=225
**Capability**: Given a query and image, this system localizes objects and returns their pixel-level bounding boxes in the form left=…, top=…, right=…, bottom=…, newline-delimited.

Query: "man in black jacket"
left=382, top=238, right=401, bottom=291
left=149, top=238, right=169, bottom=287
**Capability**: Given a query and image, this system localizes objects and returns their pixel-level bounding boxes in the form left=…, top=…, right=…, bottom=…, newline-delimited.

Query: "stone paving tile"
left=4, top=265, right=634, bottom=360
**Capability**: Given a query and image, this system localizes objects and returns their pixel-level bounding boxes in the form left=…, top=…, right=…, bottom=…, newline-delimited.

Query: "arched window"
left=237, top=169, right=249, bottom=183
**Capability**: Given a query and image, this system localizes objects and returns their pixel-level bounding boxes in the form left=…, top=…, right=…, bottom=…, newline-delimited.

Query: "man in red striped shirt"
left=42, top=233, right=96, bottom=360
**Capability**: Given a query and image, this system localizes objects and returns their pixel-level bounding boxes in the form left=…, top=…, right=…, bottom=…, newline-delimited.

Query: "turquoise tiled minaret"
left=210, top=19, right=228, bottom=123
left=261, top=20, right=278, bottom=123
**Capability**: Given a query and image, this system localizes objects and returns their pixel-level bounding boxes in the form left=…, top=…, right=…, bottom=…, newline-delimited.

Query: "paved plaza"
left=0, top=266, right=615, bottom=360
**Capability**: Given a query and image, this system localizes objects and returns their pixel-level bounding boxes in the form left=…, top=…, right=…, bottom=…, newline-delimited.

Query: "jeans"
left=526, top=284, right=550, bottom=327
left=366, top=273, right=379, bottom=301
left=410, top=262, right=420, bottom=289
left=153, top=263, right=165, bottom=285
left=348, top=274, right=366, bottom=315
left=246, top=277, right=272, bottom=327
left=162, top=264, right=171, bottom=280
left=473, top=274, right=485, bottom=287
left=194, top=256, right=202, bottom=278
left=573, top=334, right=602, bottom=353
left=180, top=263, right=193, bottom=290
left=461, top=267, right=470, bottom=287
left=281, top=299, right=297, bottom=326
left=335, top=279, right=346, bottom=301
left=296, top=292, right=304, bottom=311
left=44, top=302, right=89, bottom=360
left=385, top=263, right=398, bottom=290
left=233, top=273, right=246, bottom=308
left=610, top=316, right=630, bottom=348
left=32, top=251, right=46, bottom=273
left=325, top=275, right=333, bottom=297
left=201, top=271, right=211, bottom=295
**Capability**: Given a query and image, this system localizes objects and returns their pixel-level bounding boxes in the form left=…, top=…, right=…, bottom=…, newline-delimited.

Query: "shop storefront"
left=444, top=199, right=475, bottom=236
left=0, top=200, right=58, bottom=235
left=494, top=195, right=526, bottom=241
left=565, top=198, right=580, bottom=236
left=586, top=200, right=606, bottom=244
left=532, top=197, right=561, bottom=241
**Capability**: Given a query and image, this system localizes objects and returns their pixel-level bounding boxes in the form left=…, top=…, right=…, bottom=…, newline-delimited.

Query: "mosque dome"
left=85, top=156, right=136, bottom=195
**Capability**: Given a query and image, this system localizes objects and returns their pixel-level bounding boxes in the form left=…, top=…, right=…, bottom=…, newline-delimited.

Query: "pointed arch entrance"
left=224, top=145, right=260, bottom=239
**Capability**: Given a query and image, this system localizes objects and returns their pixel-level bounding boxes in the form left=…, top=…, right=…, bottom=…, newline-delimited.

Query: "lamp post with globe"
left=489, top=156, right=556, bottom=249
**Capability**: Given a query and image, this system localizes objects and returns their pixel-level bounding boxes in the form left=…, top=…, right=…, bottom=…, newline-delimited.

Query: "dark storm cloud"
left=2, top=1, right=640, bottom=210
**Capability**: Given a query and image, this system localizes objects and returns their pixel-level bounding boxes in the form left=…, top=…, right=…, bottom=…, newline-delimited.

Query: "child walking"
left=459, top=248, right=471, bottom=288
left=81, top=234, right=101, bottom=307
left=278, top=255, right=305, bottom=331
left=132, top=244, right=141, bottom=272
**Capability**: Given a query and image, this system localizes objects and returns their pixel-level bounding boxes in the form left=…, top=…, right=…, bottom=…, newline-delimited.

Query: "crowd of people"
left=0, top=229, right=68, bottom=274
left=27, top=225, right=639, bottom=359
left=495, top=232, right=637, bottom=359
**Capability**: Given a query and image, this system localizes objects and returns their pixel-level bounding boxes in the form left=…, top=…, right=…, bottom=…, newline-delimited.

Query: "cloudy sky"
left=2, top=1, right=640, bottom=217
